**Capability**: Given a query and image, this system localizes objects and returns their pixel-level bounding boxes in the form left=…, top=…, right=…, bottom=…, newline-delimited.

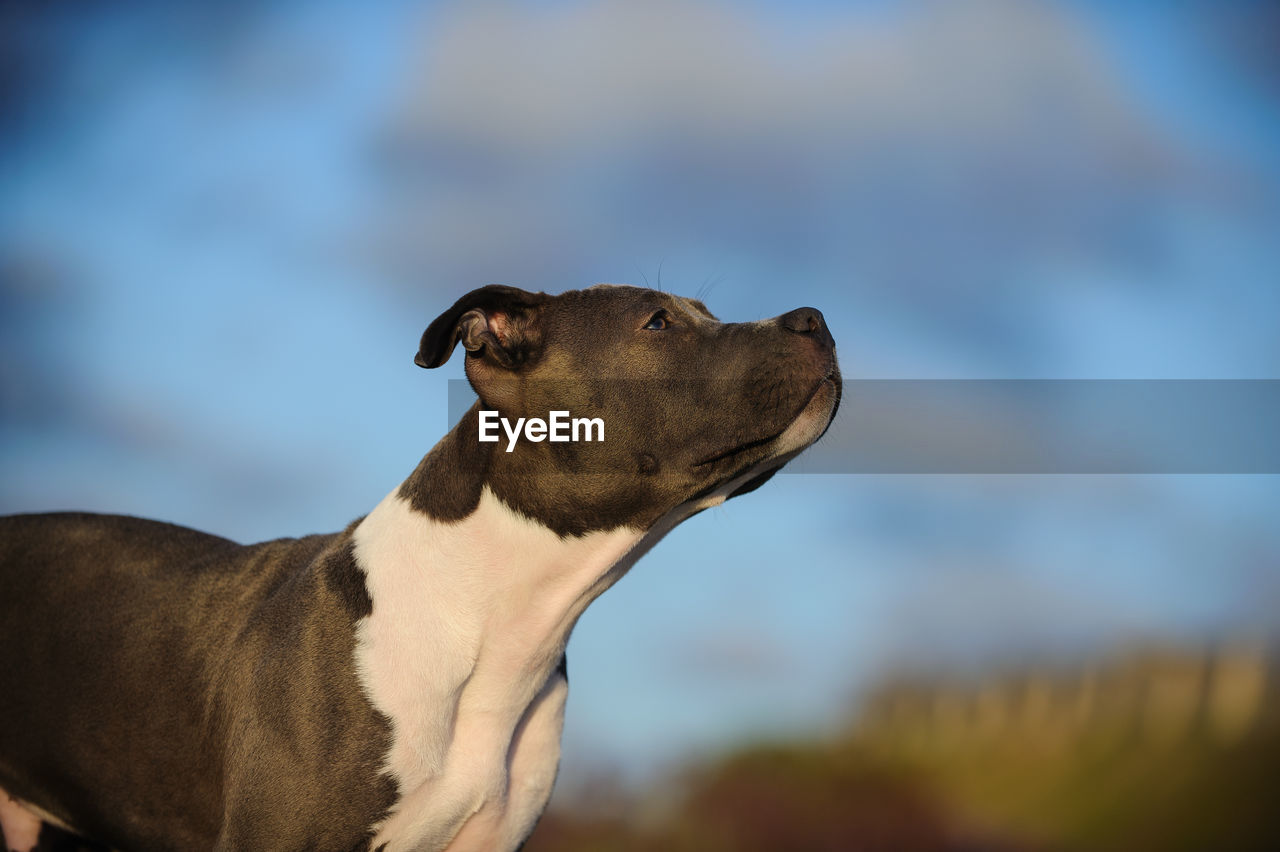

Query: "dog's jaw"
left=770, top=372, right=841, bottom=458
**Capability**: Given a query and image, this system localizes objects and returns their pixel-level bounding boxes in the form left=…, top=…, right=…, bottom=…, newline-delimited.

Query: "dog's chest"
left=351, top=489, right=640, bottom=851
left=366, top=669, right=570, bottom=852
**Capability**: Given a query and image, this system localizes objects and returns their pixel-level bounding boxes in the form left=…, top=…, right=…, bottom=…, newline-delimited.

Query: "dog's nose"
left=779, top=307, right=831, bottom=345
left=780, top=307, right=823, bottom=334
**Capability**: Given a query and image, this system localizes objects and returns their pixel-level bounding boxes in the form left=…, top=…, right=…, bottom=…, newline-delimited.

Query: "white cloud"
left=365, top=0, right=1203, bottom=296
left=395, top=0, right=1166, bottom=167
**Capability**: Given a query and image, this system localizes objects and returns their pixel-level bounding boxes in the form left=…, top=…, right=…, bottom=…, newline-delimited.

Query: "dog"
left=0, top=284, right=840, bottom=852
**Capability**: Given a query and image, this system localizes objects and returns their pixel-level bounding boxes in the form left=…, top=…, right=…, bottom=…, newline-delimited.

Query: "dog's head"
left=416, top=284, right=840, bottom=535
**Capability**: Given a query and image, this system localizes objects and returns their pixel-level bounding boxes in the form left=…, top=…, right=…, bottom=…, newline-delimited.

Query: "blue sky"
left=2, top=0, right=1278, bottom=786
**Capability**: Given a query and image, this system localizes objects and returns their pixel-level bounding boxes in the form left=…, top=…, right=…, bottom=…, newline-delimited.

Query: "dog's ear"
left=416, top=285, right=549, bottom=370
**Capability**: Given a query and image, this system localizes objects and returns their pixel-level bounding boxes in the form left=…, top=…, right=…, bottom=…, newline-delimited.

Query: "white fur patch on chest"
left=352, top=487, right=642, bottom=852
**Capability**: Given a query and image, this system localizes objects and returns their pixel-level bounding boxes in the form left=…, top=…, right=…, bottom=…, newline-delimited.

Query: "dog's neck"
left=347, top=409, right=719, bottom=850
left=352, top=469, right=646, bottom=792
left=357, top=485, right=642, bottom=694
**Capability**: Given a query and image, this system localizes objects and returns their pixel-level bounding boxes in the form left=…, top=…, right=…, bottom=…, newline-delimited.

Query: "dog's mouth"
left=691, top=366, right=841, bottom=499
left=691, top=429, right=787, bottom=469
left=694, top=369, right=840, bottom=467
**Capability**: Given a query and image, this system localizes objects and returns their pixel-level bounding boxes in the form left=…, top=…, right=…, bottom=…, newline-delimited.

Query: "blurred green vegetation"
left=526, top=644, right=1279, bottom=851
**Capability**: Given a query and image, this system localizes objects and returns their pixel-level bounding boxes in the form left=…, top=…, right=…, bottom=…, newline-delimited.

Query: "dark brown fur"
left=0, top=514, right=395, bottom=851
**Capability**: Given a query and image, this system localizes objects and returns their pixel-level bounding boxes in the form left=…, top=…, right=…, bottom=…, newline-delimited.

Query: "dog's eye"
left=643, top=311, right=669, bottom=331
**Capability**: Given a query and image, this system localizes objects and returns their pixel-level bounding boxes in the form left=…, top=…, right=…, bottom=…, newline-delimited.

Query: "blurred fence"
left=527, top=641, right=1280, bottom=852
left=858, top=642, right=1274, bottom=750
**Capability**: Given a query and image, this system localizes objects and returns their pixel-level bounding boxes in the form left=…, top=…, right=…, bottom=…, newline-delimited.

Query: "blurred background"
left=2, top=1, right=1278, bottom=848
